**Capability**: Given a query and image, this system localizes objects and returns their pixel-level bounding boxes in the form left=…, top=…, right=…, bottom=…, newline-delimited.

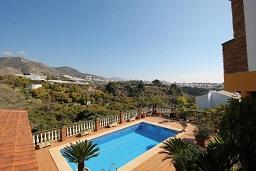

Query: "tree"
left=105, top=82, right=118, bottom=96
left=152, top=79, right=161, bottom=86
left=168, top=84, right=183, bottom=96
left=161, top=97, right=256, bottom=171
left=137, top=80, right=145, bottom=91
left=219, top=97, right=256, bottom=170
left=62, top=140, right=100, bottom=171
left=160, top=138, right=238, bottom=171
left=160, top=138, right=202, bottom=171
left=194, top=125, right=211, bottom=147
left=197, top=137, right=238, bottom=171
left=147, top=96, right=163, bottom=113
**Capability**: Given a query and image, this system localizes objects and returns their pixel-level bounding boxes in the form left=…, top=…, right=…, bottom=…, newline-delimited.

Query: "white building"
left=196, top=90, right=240, bottom=109
left=29, top=84, right=42, bottom=90
left=15, top=73, right=47, bottom=81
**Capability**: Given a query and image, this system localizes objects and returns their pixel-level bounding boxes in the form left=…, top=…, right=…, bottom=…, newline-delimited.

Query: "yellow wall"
left=224, top=71, right=256, bottom=93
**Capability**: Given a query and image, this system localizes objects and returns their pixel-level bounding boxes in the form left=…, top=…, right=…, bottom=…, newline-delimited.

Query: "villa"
left=195, top=90, right=240, bottom=109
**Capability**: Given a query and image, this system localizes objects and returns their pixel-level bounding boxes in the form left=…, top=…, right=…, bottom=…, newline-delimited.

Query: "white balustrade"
left=32, top=109, right=154, bottom=146
left=32, top=128, right=61, bottom=146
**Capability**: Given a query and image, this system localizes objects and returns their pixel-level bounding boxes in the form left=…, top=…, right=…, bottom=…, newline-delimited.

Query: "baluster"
left=72, top=126, right=75, bottom=136
left=40, top=133, right=43, bottom=143
left=78, top=124, right=80, bottom=133
left=36, top=134, right=39, bottom=144
left=55, top=130, right=57, bottom=140
left=32, top=135, right=35, bottom=146
left=44, top=132, right=47, bottom=142
left=51, top=131, right=53, bottom=140
left=48, top=131, right=50, bottom=141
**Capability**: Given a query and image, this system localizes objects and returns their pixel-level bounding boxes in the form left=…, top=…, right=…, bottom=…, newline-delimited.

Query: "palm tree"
left=160, top=138, right=238, bottom=171
left=219, top=97, right=256, bottom=170
left=160, top=138, right=202, bottom=171
left=197, top=137, right=238, bottom=171
left=62, top=140, right=100, bottom=171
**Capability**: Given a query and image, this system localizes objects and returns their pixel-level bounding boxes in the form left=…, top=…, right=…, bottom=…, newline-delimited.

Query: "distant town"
left=15, top=72, right=223, bottom=90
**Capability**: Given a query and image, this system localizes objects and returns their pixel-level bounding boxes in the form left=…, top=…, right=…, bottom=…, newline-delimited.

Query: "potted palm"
left=141, top=112, right=146, bottom=118
left=195, top=126, right=211, bottom=147
left=62, top=140, right=100, bottom=171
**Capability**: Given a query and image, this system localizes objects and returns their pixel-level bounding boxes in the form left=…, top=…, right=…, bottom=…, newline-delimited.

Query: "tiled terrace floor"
left=36, top=117, right=196, bottom=171
left=0, top=110, right=39, bottom=171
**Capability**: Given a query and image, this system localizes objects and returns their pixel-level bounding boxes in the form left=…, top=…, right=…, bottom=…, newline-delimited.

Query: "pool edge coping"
left=49, top=119, right=184, bottom=171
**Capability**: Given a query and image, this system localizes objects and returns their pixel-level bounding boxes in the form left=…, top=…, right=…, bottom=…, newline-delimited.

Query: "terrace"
left=0, top=107, right=196, bottom=171
left=32, top=108, right=196, bottom=171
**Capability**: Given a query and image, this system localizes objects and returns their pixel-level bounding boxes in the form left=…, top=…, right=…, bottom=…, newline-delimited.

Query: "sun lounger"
left=38, top=140, right=52, bottom=149
left=128, top=116, right=136, bottom=122
left=107, top=121, right=118, bottom=128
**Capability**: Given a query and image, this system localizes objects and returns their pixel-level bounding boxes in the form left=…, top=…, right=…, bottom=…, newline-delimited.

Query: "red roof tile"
left=0, top=110, right=39, bottom=171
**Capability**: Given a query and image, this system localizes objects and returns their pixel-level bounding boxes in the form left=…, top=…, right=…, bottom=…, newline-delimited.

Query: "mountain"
left=0, top=57, right=60, bottom=77
left=55, top=66, right=105, bottom=80
left=0, top=57, right=105, bottom=80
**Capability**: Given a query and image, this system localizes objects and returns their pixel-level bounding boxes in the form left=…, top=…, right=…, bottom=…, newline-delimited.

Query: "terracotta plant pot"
left=141, top=113, right=146, bottom=118
left=136, top=114, right=141, bottom=119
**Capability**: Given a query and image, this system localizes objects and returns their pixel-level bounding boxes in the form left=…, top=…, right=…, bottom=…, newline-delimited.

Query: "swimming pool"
left=61, top=122, right=177, bottom=171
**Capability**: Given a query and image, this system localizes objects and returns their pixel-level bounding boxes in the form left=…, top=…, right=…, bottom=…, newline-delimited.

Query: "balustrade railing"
left=158, top=107, right=174, bottom=113
left=31, top=109, right=153, bottom=146
left=32, top=128, right=61, bottom=146
left=123, top=110, right=138, bottom=121
left=66, top=120, right=95, bottom=137
left=100, top=115, right=120, bottom=128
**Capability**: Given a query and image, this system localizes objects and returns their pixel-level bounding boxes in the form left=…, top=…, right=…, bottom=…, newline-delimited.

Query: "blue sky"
left=0, top=0, right=232, bottom=82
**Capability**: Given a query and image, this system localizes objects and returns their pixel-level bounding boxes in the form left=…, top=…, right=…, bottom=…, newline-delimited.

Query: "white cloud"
left=0, top=51, right=13, bottom=56
left=0, top=50, right=27, bottom=57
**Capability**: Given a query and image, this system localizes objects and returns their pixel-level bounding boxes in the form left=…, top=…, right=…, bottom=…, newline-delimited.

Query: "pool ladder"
left=101, top=163, right=117, bottom=171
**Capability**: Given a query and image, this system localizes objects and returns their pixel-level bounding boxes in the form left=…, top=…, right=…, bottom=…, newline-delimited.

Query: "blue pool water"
left=61, top=122, right=177, bottom=171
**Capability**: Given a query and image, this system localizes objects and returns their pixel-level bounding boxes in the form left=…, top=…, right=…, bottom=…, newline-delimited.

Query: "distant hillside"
left=0, top=57, right=105, bottom=80
left=0, top=57, right=60, bottom=77
left=55, top=66, right=105, bottom=80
